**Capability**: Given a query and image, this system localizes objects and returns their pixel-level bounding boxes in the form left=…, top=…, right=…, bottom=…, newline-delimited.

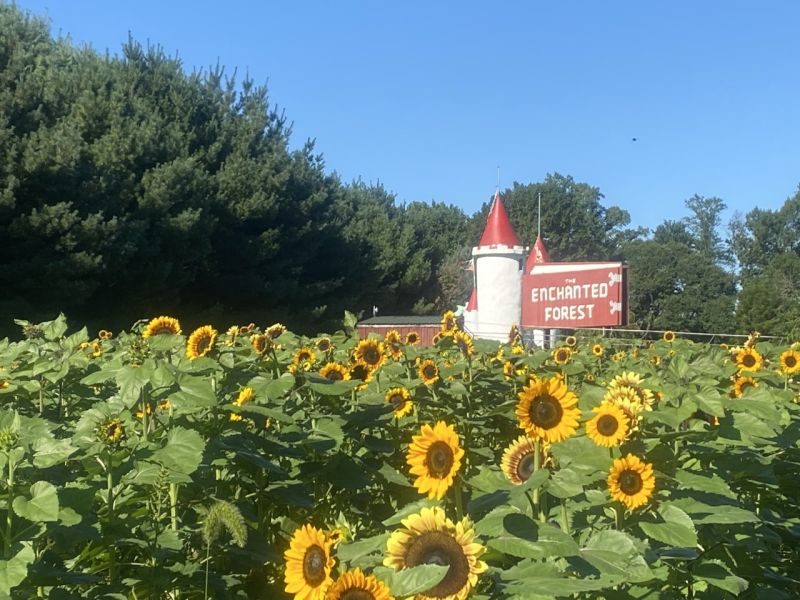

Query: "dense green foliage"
left=2, top=5, right=800, bottom=337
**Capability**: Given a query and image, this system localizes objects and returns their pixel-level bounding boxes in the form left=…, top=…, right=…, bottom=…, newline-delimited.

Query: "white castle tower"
left=470, top=192, right=527, bottom=342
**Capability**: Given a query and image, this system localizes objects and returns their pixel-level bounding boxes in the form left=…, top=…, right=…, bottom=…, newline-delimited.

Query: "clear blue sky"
left=16, top=0, right=800, bottom=232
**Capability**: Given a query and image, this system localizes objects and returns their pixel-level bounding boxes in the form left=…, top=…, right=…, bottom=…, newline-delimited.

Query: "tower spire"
left=477, top=191, right=522, bottom=248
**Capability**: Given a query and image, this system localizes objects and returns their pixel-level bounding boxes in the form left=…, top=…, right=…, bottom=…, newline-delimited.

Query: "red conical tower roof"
left=478, top=192, right=522, bottom=248
left=525, top=235, right=550, bottom=272
left=466, top=288, right=478, bottom=311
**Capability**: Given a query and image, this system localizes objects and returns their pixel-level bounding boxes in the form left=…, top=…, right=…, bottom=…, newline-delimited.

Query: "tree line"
left=1, top=5, right=798, bottom=338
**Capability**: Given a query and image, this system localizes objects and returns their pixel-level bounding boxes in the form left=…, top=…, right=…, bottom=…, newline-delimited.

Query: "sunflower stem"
left=454, top=475, right=464, bottom=520
left=106, top=451, right=117, bottom=583
left=614, top=503, right=624, bottom=530
left=532, top=440, right=541, bottom=518
left=4, top=454, right=14, bottom=559
left=561, top=498, right=570, bottom=534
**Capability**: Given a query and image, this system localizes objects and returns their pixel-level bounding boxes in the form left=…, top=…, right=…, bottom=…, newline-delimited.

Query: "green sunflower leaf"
left=374, top=564, right=447, bottom=597
left=13, top=481, right=59, bottom=522
left=693, top=560, right=748, bottom=595
left=152, top=427, right=205, bottom=475
left=639, top=505, right=697, bottom=548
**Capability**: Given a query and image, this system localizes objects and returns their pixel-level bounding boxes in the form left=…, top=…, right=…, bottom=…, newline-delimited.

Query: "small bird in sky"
left=632, top=138, right=637, bottom=142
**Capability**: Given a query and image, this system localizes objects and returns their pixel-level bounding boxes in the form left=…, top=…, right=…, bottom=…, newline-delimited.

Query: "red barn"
left=357, top=316, right=441, bottom=347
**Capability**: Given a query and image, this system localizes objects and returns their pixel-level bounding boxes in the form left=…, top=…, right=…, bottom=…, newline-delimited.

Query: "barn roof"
left=358, top=316, right=441, bottom=326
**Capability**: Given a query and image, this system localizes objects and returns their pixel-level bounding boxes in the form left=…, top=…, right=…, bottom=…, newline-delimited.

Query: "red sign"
left=522, top=262, right=628, bottom=328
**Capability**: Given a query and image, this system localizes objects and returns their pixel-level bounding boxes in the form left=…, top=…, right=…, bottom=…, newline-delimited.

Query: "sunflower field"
left=0, top=313, right=798, bottom=600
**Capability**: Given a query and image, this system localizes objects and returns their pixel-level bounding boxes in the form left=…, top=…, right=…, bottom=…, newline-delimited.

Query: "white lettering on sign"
left=544, top=304, right=595, bottom=322
left=530, top=284, right=609, bottom=303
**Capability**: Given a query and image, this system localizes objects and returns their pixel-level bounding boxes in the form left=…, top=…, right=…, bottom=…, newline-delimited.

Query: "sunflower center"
left=742, top=354, right=756, bottom=368
left=302, top=544, right=327, bottom=587
left=408, top=335, right=418, bottom=344
left=556, top=350, right=568, bottom=362
left=351, top=366, right=368, bottom=381
left=363, top=348, right=380, bottom=365
left=105, top=423, right=119, bottom=439
left=326, top=370, right=343, bottom=381
left=740, top=380, right=754, bottom=391
left=426, top=442, right=455, bottom=478
left=318, top=341, right=330, bottom=351
left=445, top=318, right=455, bottom=330
left=423, top=364, right=437, bottom=379
left=389, top=394, right=405, bottom=409
left=516, top=451, right=535, bottom=481
left=530, top=395, right=563, bottom=430
left=154, top=326, right=174, bottom=336
left=785, top=355, right=797, bottom=368
left=405, top=531, right=470, bottom=599
left=597, top=415, right=619, bottom=436
left=196, top=337, right=211, bottom=355
left=339, top=589, right=375, bottom=600
left=619, top=470, right=643, bottom=495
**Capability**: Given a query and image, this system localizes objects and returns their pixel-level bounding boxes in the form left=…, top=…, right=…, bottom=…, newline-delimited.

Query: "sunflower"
left=515, top=377, right=581, bottom=443
left=612, top=351, right=626, bottom=363
left=552, top=346, right=572, bottom=364
left=230, top=387, right=254, bottom=421
left=649, top=355, right=661, bottom=366
left=98, top=329, right=113, bottom=340
left=511, top=345, right=525, bottom=355
left=603, top=385, right=644, bottom=424
left=735, top=347, right=762, bottom=372
left=586, top=404, right=630, bottom=447
left=349, top=362, right=373, bottom=391
left=354, top=339, right=386, bottom=371
left=508, top=324, right=521, bottom=343
left=731, top=375, right=758, bottom=397
left=500, top=435, right=548, bottom=485
left=385, top=329, right=402, bottom=346
left=326, top=528, right=346, bottom=545
left=386, top=387, right=413, bottom=418
left=266, top=323, right=287, bottom=339
left=440, top=311, right=458, bottom=335
left=407, top=421, right=464, bottom=500
left=143, top=316, right=182, bottom=338
left=502, top=360, right=516, bottom=380
left=326, top=568, right=393, bottom=600
left=91, top=343, right=102, bottom=358
left=592, top=343, right=604, bottom=357
left=384, top=506, right=487, bottom=600
left=238, top=323, right=255, bottom=334
left=419, top=359, right=440, bottom=385
left=284, top=524, right=335, bottom=600
left=779, top=349, right=800, bottom=375
left=453, top=330, right=475, bottom=357
left=432, top=333, right=443, bottom=345
left=586, top=373, right=595, bottom=382
left=663, top=330, right=676, bottom=343
left=565, top=335, right=577, bottom=347
left=315, top=337, right=333, bottom=353
left=608, top=454, right=655, bottom=510
left=250, top=334, right=269, bottom=355
left=293, top=348, right=317, bottom=370
left=609, top=372, right=655, bottom=411
left=186, top=326, right=217, bottom=360
left=320, top=362, right=350, bottom=382
left=405, top=331, right=420, bottom=346
left=100, top=418, right=123, bottom=445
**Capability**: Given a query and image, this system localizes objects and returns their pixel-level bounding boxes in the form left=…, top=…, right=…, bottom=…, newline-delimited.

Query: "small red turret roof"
left=466, top=288, right=477, bottom=311
left=478, top=192, right=522, bottom=248
left=525, top=235, right=550, bottom=271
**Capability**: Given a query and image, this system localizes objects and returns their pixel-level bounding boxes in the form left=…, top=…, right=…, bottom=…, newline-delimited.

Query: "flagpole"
left=537, top=192, right=541, bottom=239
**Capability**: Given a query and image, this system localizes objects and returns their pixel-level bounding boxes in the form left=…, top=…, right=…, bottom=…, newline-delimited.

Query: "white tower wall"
left=473, top=248, right=525, bottom=342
